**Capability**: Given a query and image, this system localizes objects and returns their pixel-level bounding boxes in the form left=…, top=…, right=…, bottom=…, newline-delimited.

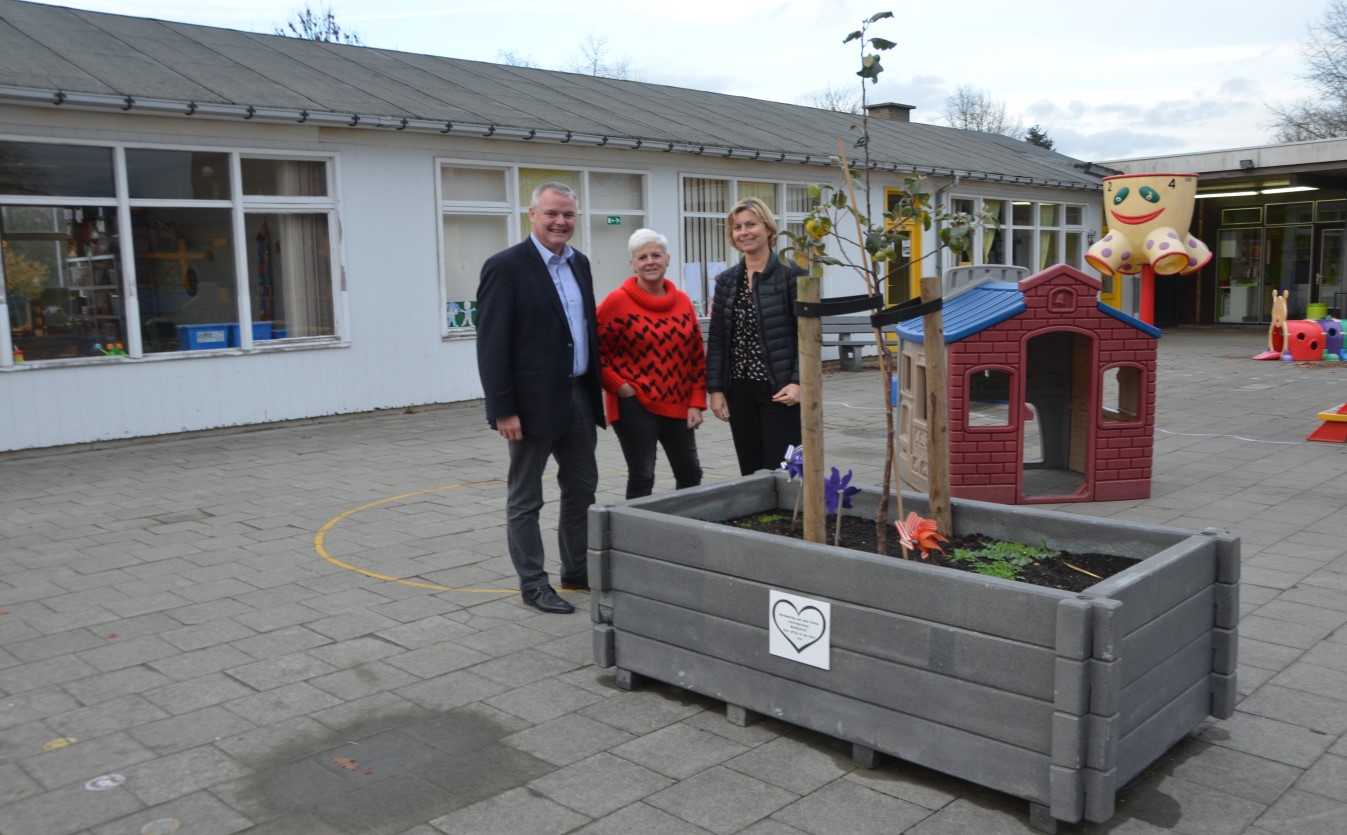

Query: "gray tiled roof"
left=0, top=0, right=1100, bottom=190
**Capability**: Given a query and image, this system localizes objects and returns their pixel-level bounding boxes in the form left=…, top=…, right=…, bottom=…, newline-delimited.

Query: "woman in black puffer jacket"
left=706, top=197, right=807, bottom=475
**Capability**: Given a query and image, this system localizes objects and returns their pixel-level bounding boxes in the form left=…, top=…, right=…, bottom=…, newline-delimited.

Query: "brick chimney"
left=865, top=102, right=914, bottom=122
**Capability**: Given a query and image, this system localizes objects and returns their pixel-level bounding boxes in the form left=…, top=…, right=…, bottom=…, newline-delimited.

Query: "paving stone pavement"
left=1, top=326, right=1345, bottom=835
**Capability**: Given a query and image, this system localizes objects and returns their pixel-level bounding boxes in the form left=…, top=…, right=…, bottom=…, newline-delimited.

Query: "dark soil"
left=721, top=512, right=1138, bottom=593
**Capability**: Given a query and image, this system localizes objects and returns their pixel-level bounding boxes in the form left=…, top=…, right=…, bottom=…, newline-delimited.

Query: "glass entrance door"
left=1317, top=227, right=1344, bottom=315
left=1266, top=226, right=1313, bottom=319
left=1215, top=228, right=1262, bottom=323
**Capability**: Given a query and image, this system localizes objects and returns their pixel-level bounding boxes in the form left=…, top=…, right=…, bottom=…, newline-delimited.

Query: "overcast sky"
left=30, top=0, right=1330, bottom=162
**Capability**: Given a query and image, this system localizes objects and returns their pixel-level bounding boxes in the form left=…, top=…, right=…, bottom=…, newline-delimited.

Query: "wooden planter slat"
left=609, top=508, right=1065, bottom=647
left=614, top=630, right=1053, bottom=803
left=1118, top=633, right=1213, bottom=733
left=611, top=550, right=1058, bottom=699
left=590, top=472, right=1239, bottom=830
left=614, top=590, right=1055, bottom=752
left=1117, top=589, right=1215, bottom=686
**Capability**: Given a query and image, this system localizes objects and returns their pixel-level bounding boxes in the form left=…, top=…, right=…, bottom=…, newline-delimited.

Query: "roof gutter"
left=0, top=85, right=1100, bottom=191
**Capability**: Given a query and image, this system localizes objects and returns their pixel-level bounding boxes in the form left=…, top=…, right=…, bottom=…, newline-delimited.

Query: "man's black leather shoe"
left=521, top=585, right=575, bottom=614
left=560, top=578, right=590, bottom=591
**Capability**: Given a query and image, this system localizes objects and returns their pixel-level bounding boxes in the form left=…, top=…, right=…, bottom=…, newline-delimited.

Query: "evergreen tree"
left=1025, top=124, right=1056, bottom=150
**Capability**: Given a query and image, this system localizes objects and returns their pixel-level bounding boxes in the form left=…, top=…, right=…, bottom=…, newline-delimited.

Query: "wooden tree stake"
left=799, top=265, right=826, bottom=544
left=919, top=276, right=952, bottom=534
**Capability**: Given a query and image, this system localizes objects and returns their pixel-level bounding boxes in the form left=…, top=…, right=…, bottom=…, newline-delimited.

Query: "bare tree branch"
left=565, top=34, right=635, bottom=80
left=942, top=85, right=1023, bottom=137
left=497, top=50, right=538, bottom=68
left=806, top=85, right=862, bottom=114
left=275, top=4, right=363, bottom=45
left=1269, top=0, right=1347, bottom=141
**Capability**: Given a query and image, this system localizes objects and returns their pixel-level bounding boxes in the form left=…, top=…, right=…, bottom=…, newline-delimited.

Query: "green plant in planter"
left=779, top=11, right=994, bottom=553
left=949, top=540, right=1061, bottom=580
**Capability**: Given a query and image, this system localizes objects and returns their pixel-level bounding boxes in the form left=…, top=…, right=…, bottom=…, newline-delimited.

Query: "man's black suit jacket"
left=475, top=239, right=605, bottom=439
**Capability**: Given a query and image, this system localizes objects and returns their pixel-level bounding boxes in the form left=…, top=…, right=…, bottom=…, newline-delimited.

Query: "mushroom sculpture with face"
left=1087, top=173, right=1212, bottom=278
left=1086, top=172, right=1212, bottom=323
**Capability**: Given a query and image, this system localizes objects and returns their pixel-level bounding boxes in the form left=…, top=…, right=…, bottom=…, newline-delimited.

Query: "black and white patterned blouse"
left=730, top=272, right=770, bottom=382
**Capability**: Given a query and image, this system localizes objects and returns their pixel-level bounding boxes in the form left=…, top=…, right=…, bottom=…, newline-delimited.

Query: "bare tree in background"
left=943, top=85, right=1023, bottom=137
left=276, top=3, right=363, bottom=45
left=1268, top=0, right=1347, bottom=141
left=806, top=84, right=862, bottom=114
left=498, top=50, right=538, bottom=68
left=566, top=34, right=635, bottom=80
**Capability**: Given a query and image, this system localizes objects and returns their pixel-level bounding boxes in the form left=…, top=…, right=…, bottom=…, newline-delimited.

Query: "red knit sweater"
left=597, top=277, right=707, bottom=424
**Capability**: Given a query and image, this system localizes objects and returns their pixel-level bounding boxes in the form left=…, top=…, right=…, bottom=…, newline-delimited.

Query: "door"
left=1021, top=331, right=1091, bottom=501
left=884, top=189, right=922, bottom=306
left=1317, top=227, right=1345, bottom=314
left=1215, top=228, right=1262, bottom=323
left=1266, top=225, right=1313, bottom=318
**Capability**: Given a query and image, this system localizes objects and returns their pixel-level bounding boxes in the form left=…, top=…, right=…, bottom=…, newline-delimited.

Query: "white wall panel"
left=1, top=108, right=1087, bottom=452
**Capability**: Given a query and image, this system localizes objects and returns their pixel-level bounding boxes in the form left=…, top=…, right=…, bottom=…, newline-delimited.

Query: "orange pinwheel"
left=894, top=512, right=948, bottom=559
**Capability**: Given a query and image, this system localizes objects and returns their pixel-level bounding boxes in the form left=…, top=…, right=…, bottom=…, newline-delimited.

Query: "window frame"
left=964, top=365, right=1016, bottom=432
left=1, top=136, right=342, bottom=368
left=677, top=174, right=815, bottom=313
left=1099, top=362, right=1146, bottom=426
left=435, top=159, right=649, bottom=336
left=950, top=194, right=1089, bottom=271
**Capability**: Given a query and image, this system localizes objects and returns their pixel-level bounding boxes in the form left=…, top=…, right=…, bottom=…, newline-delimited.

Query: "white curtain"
left=275, top=162, right=332, bottom=337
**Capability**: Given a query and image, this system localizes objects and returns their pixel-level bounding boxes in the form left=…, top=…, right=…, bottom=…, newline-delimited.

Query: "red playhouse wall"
left=946, top=264, right=1157, bottom=504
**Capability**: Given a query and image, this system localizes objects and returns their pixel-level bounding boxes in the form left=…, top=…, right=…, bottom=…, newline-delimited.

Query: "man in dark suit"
left=476, top=182, right=605, bottom=614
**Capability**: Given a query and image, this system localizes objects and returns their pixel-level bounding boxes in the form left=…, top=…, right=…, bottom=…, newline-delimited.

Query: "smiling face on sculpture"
left=1087, top=173, right=1211, bottom=276
left=1106, top=173, right=1196, bottom=233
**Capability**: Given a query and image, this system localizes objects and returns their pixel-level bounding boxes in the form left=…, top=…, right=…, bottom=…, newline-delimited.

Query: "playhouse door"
left=1020, top=331, right=1092, bottom=501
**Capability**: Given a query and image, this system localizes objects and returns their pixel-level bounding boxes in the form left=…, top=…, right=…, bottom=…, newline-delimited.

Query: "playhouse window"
left=1102, top=365, right=1142, bottom=423
left=967, top=368, right=1012, bottom=427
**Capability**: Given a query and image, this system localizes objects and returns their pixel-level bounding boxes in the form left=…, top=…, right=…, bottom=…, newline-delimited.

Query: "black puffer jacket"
left=706, top=253, right=805, bottom=393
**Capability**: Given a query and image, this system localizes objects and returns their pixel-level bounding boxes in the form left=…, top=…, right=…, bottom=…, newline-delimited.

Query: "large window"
left=678, top=176, right=814, bottom=313
left=1, top=140, right=339, bottom=366
left=951, top=195, right=1087, bottom=272
left=437, top=163, right=646, bottom=333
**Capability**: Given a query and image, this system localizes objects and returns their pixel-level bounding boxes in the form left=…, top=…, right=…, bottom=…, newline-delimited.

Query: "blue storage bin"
left=177, top=324, right=230, bottom=350
left=226, top=321, right=273, bottom=346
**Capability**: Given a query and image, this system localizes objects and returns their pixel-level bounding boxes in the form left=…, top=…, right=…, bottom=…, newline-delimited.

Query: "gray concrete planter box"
left=588, top=471, right=1238, bottom=831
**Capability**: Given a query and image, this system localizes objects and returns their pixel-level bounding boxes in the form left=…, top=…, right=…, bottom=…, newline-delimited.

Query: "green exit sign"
left=607, top=216, right=621, bottom=225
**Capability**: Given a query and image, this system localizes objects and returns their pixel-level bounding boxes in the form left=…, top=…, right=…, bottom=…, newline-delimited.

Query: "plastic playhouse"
left=895, top=264, right=1160, bottom=504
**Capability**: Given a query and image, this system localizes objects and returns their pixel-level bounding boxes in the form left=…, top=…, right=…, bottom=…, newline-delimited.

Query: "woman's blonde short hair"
left=726, top=197, right=779, bottom=246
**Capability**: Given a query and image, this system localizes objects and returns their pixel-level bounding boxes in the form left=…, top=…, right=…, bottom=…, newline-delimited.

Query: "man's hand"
left=497, top=414, right=523, bottom=441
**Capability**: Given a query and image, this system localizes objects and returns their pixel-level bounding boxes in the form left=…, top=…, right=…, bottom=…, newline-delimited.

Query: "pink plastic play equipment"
left=1254, top=317, right=1343, bottom=362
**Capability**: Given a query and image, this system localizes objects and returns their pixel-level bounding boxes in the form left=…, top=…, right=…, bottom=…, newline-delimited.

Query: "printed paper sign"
left=769, top=591, right=831, bottom=670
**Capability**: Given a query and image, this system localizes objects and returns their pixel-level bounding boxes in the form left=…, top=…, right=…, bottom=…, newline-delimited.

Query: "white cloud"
left=26, top=0, right=1332, bottom=158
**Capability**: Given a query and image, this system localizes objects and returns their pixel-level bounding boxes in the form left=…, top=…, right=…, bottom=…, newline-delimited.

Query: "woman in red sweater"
left=598, top=229, right=706, bottom=499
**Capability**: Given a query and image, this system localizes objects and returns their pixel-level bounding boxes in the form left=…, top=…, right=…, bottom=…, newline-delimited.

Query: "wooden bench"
left=697, top=315, right=877, bottom=372
left=820, top=315, right=875, bottom=371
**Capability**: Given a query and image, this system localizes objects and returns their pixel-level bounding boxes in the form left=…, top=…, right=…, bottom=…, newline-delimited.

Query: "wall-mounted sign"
left=769, top=590, right=831, bottom=670
left=607, top=216, right=622, bottom=225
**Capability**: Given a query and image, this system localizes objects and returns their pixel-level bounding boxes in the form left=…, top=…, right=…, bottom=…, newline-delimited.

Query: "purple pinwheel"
left=824, top=467, right=860, bottom=515
left=780, top=444, right=804, bottom=481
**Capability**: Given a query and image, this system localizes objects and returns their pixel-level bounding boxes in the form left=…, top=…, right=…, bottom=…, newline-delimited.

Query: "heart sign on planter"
left=769, top=591, right=831, bottom=670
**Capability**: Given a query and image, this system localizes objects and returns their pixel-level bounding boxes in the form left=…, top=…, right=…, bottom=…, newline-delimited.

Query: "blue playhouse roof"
left=895, top=280, right=1162, bottom=343
left=896, top=282, right=1024, bottom=344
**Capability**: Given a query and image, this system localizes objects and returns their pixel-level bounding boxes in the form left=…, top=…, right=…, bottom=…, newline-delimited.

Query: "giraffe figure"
left=1269, top=290, right=1289, bottom=355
